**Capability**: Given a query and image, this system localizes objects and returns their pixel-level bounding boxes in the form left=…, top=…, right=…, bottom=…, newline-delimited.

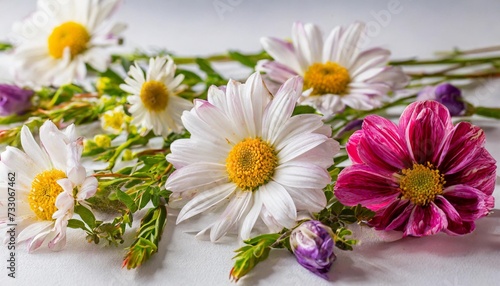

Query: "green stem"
left=107, top=135, right=146, bottom=170
left=390, top=56, right=500, bottom=66
left=473, top=106, right=500, bottom=119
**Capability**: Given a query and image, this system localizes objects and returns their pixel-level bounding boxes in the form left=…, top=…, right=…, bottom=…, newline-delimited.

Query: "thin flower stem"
left=390, top=56, right=500, bottom=66
left=407, top=71, right=500, bottom=80
left=444, top=45, right=500, bottom=56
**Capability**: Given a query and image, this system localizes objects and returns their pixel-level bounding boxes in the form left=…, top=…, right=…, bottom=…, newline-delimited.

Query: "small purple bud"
left=417, top=83, right=466, bottom=116
left=0, top=84, right=33, bottom=116
left=290, top=220, right=336, bottom=279
left=336, top=119, right=363, bottom=139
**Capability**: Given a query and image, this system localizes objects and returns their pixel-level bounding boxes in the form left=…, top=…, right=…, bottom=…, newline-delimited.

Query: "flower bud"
left=290, top=220, right=336, bottom=279
left=417, top=83, right=466, bottom=116
left=0, top=84, right=33, bottom=116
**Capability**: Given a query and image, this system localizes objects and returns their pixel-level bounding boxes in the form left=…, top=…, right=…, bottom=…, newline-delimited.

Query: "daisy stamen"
left=48, top=21, right=90, bottom=59
left=304, top=61, right=351, bottom=95
left=29, top=169, right=67, bottom=220
left=226, top=137, right=278, bottom=190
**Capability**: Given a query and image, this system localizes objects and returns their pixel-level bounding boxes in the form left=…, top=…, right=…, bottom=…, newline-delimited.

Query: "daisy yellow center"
left=399, top=163, right=445, bottom=206
left=140, top=81, right=169, bottom=112
left=303, top=61, right=351, bottom=95
left=48, top=21, right=90, bottom=59
left=226, top=138, right=277, bottom=191
left=29, top=169, right=67, bottom=221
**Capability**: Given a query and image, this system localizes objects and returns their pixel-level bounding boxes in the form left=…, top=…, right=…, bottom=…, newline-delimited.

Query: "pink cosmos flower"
left=335, top=100, right=496, bottom=237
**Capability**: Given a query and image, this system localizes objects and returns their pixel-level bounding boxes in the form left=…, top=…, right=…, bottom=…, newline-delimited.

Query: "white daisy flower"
left=165, top=73, right=339, bottom=242
left=257, top=21, right=409, bottom=117
left=0, top=121, right=97, bottom=252
left=120, top=56, right=193, bottom=137
left=12, top=0, right=125, bottom=86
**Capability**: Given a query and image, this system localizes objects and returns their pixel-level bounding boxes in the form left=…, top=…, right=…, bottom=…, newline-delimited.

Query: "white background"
left=1, top=0, right=500, bottom=285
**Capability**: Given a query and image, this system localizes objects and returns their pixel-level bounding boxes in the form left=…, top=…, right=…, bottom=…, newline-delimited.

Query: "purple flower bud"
left=0, top=84, right=33, bottom=116
left=290, top=220, right=336, bottom=279
left=417, top=83, right=466, bottom=116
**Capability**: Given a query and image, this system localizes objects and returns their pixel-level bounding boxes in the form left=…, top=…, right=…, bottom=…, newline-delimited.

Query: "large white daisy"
left=12, top=0, right=125, bottom=86
left=165, top=73, right=339, bottom=242
left=257, top=21, right=409, bottom=117
left=0, top=121, right=97, bottom=252
left=120, top=56, right=193, bottom=137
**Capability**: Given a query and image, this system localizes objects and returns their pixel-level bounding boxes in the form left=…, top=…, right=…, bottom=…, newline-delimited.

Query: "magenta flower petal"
left=369, top=199, right=412, bottom=231
left=361, top=115, right=411, bottom=170
left=404, top=203, right=448, bottom=237
left=442, top=185, right=492, bottom=221
left=438, top=122, right=486, bottom=174
left=404, top=106, right=447, bottom=164
left=434, top=196, right=475, bottom=235
left=446, top=149, right=497, bottom=196
left=334, top=165, right=400, bottom=210
left=399, top=100, right=453, bottom=134
left=336, top=100, right=495, bottom=238
left=345, top=130, right=363, bottom=164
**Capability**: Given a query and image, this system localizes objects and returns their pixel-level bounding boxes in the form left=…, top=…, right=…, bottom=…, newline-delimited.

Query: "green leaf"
left=67, top=219, right=87, bottom=230
left=123, top=205, right=168, bottom=269
left=74, top=205, right=97, bottom=228
left=177, top=69, right=203, bottom=86
left=116, top=190, right=138, bottom=213
left=230, top=233, right=281, bottom=282
left=292, top=105, right=317, bottom=115
left=228, top=51, right=258, bottom=68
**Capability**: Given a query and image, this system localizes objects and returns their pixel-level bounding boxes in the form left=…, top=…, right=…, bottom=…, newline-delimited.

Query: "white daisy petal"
left=240, top=191, right=262, bottom=240
left=210, top=191, right=252, bottom=242
left=273, top=162, right=331, bottom=190
left=166, top=162, right=228, bottom=193
left=20, top=126, right=51, bottom=170
left=122, top=57, right=191, bottom=137
left=259, top=181, right=297, bottom=229
left=262, top=76, right=303, bottom=143
left=1, top=121, right=97, bottom=252
left=12, top=0, right=124, bottom=85
left=176, top=183, right=235, bottom=224
left=168, top=72, right=338, bottom=242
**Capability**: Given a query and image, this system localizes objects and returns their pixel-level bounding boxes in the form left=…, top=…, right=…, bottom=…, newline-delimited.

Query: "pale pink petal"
left=260, top=37, right=303, bottom=74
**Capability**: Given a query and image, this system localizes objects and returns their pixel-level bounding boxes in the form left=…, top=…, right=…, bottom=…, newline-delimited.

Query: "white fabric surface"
left=1, top=0, right=500, bottom=285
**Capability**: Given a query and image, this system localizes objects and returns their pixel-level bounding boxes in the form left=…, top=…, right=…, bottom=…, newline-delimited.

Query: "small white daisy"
left=0, top=121, right=97, bottom=252
left=165, top=73, right=339, bottom=242
left=120, top=56, right=193, bottom=137
left=12, top=0, right=125, bottom=85
left=257, top=21, right=409, bottom=117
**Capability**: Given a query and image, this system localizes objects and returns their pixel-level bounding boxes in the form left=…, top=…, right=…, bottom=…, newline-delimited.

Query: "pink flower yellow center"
left=303, top=61, right=351, bottom=95
left=226, top=138, right=277, bottom=191
left=399, top=162, right=445, bottom=206
left=29, top=169, right=67, bottom=220
left=48, top=21, right=90, bottom=59
left=140, top=81, right=169, bottom=112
